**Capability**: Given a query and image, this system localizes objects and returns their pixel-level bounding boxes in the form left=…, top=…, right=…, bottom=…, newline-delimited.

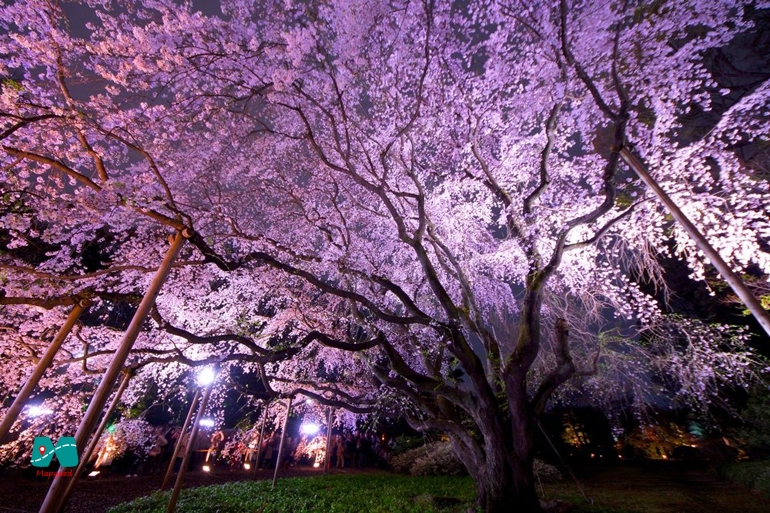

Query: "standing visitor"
left=147, top=426, right=168, bottom=475
left=335, top=435, right=345, bottom=468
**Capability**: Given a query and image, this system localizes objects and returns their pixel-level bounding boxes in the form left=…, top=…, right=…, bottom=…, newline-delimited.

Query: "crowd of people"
left=331, top=432, right=392, bottom=469
left=92, top=424, right=181, bottom=477
left=90, top=422, right=395, bottom=478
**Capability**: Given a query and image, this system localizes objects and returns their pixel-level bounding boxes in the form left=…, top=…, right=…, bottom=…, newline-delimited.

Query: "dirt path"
left=2, top=462, right=768, bottom=512
left=0, top=466, right=329, bottom=513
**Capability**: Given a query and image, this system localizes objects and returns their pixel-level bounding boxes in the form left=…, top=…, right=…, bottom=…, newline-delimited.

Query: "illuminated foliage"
left=1, top=1, right=768, bottom=511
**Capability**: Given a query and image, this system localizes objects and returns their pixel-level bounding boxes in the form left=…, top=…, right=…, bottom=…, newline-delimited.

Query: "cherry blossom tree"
left=1, top=1, right=768, bottom=512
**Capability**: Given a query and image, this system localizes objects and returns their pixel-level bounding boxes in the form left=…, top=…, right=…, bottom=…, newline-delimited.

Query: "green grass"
left=107, top=473, right=476, bottom=513
left=109, top=464, right=770, bottom=513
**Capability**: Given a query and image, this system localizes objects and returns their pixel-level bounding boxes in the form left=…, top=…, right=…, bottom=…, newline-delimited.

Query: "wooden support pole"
left=272, top=397, right=293, bottom=488
left=252, top=401, right=269, bottom=480
left=324, top=407, right=333, bottom=473
left=40, top=231, right=187, bottom=513
left=0, top=300, right=89, bottom=443
left=621, top=148, right=770, bottom=338
left=161, top=388, right=201, bottom=490
left=62, top=369, right=133, bottom=500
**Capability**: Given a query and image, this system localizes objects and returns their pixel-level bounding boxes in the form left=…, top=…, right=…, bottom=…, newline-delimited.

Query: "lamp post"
left=166, top=366, right=217, bottom=513
left=0, top=299, right=89, bottom=443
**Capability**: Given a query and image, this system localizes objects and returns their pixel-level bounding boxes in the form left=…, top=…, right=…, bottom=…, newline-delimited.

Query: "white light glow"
left=300, top=423, right=319, bottom=436
left=88, top=471, right=100, bottom=477
left=305, top=398, right=314, bottom=405
left=28, top=405, right=53, bottom=417
left=243, top=463, right=251, bottom=470
left=202, top=465, right=211, bottom=472
left=199, top=419, right=215, bottom=428
left=197, top=367, right=216, bottom=386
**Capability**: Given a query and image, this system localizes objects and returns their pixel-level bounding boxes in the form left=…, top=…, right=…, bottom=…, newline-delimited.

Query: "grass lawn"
left=108, top=472, right=476, bottom=513
left=108, top=464, right=770, bottom=513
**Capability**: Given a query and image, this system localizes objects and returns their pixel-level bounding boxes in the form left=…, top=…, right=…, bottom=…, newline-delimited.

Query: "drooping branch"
left=269, top=379, right=378, bottom=414
left=150, top=306, right=273, bottom=357
left=0, top=294, right=86, bottom=309
left=101, top=129, right=182, bottom=217
left=240, top=250, right=433, bottom=325
left=563, top=202, right=641, bottom=251
left=532, top=318, right=575, bottom=415
left=302, top=330, right=384, bottom=352
left=3, top=146, right=186, bottom=231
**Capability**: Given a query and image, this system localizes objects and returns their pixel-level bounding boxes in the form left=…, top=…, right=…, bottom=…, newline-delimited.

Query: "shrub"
left=721, top=460, right=770, bottom=497
left=391, top=441, right=561, bottom=481
left=534, top=459, right=562, bottom=483
left=739, top=387, right=770, bottom=458
left=390, top=443, right=432, bottom=473
left=410, top=442, right=466, bottom=477
left=390, top=435, right=428, bottom=456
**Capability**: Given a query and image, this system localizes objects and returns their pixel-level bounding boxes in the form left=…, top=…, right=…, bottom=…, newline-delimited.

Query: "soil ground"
left=0, top=461, right=767, bottom=513
left=0, top=465, right=327, bottom=512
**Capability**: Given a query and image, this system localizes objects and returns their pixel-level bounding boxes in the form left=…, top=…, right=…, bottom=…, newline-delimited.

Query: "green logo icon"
left=30, top=437, right=78, bottom=467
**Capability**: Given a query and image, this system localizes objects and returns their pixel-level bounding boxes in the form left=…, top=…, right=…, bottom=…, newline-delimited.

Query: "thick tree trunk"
left=452, top=411, right=542, bottom=513
left=475, top=460, right=542, bottom=513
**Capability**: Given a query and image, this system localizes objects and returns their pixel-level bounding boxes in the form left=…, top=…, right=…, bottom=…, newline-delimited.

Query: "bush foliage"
left=390, top=441, right=561, bottom=482
left=739, top=387, right=770, bottom=458
left=721, top=460, right=770, bottom=497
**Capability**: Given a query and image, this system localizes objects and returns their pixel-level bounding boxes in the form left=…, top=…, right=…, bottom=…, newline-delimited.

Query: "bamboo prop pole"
left=323, top=407, right=333, bottom=473
left=62, top=369, right=133, bottom=500
left=271, top=397, right=293, bottom=488
left=621, top=148, right=770, bottom=338
left=40, top=231, right=188, bottom=513
left=252, top=401, right=269, bottom=480
left=0, top=299, right=89, bottom=443
left=161, top=388, right=201, bottom=490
